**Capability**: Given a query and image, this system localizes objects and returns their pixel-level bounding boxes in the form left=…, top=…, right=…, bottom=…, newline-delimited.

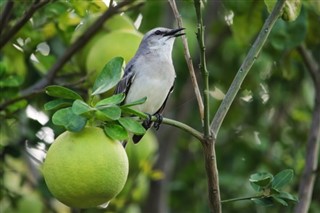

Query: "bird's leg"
left=143, top=113, right=152, bottom=128
left=153, top=114, right=163, bottom=130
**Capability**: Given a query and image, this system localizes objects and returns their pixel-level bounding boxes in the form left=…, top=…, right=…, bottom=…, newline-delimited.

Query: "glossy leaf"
left=104, top=123, right=128, bottom=141
left=249, top=172, right=273, bottom=187
left=250, top=182, right=262, bottom=192
left=272, top=169, right=294, bottom=190
left=120, top=96, right=147, bottom=108
left=96, top=106, right=121, bottom=121
left=265, top=0, right=302, bottom=22
left=72, top=99, right=93, bottom=115
left=44, top=99, right=73, bottom=111
left=52, top=107, right=87, bottom=132
left=272, top=195, right=288, bottom=206
left=118, top=117, right=145, bottom=135
left=46, top=85, right=83, bottom=100
left=251, top=197, right=274, bottom=206
left=278, top=191, right=298, bottom=202
left=92, top=57, right=123, bottom=96
left=95, top=93, right=125, bottom=107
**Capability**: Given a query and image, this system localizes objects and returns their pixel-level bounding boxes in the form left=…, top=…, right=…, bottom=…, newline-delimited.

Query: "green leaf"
left=249, top=172, right=273, bottom=187
left=250, top=182, right=262, bottom=192
left=0, top=75, right=22, bottom=87
left=104, top=123, right=128, bottom=141
left=282, top=0, right=302, bottom=22
left=264, top=0, right=277, bottom=14
left=272, top=169, right=294, bottom=190
left=118, top=117, right=145, bottom=135
left=120, top=96, right=147, bottom=108
left=269, top=9, right=307, bottom=51
left=251, top=197, right=274, bottom=206
left=277, top=191, right=298, bottom=202
left=92, top=57, right=124, bottom=96
left=265, top=0, right=302, bottom=22
left=96, top=106, right=121, bottom=121
left=95, top=93, right=125, bottom=107
left=7, top=100, right=28, bottom=113
left=44, top=99, right=73, bottom=111
left=52, top=107, right=87, bottom=132
left=72, top=99, right=93, bottom=115
left=46, top=85, right=83, bottom=100
left=271, top=195, right=288, bottom=206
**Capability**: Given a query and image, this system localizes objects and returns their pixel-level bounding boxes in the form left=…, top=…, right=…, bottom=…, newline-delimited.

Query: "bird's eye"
left=154, top=30, right=161, bottom=35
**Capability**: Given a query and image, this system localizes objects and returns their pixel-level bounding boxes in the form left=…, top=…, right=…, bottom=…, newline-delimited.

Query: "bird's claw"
left=153, top=114, right=163, bottom=130
left=141, top=113, right=152, bottom=129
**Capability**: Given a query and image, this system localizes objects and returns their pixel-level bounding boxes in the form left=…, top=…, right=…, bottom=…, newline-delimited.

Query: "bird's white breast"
left=124, top=55, right=176, bottom=114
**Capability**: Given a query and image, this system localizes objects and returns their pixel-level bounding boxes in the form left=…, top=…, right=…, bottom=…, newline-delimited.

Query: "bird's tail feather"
left=132, top=120, right=153, bottom=143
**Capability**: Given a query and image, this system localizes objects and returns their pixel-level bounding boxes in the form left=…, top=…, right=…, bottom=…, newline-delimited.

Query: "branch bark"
left=0, top=0, right=142, bottom=111
left=294, top=45, right=320, bottom=213
left=192, top=0, right=287, bottom=212
left=193, top=0, right=221, bottom=212
left=0, top=0, right=14, bottom=36
left=0, top=0, right=51, bottom=49
left=168, top=0, right=204, bottom=121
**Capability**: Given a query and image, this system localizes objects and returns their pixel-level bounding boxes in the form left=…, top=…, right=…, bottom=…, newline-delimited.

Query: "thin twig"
left=124, top=108, right=204, bottom=141
left=0, top=0, right=51, bottom=49
left=221, top=195, right=264, bottom=203
left=294, top=44, right=320, bottom=213
left=210, top=0, right=286, bottom=138
left=0, top=1, right=143, bottom=111
left=168, top=0, right=204, bottom=122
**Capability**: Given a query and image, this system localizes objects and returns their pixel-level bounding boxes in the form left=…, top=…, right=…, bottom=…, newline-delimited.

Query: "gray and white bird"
left=114, top=27, right=184, bottom=143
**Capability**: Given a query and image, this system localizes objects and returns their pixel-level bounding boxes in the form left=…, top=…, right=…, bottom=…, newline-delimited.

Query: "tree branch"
left=193, top=1, right=221, bottom=212
left=0, top=0, right=143, bottom=111
left=194, top=0, right=210, bottom=137
left=0, top=0, right=51, bottom=49
left=124, top=108, right=204, bottom=141
left=294, top=44, right=320, bottom=213
left=168, top=0, right=204, bottom=122
left=210, top=0, right=286, bottom=137
left=0, top=0, right=14, bottom=36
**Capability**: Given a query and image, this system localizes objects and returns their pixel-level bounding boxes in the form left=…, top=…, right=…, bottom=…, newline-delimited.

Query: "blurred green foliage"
left=1, top=0, right=319, bottom=213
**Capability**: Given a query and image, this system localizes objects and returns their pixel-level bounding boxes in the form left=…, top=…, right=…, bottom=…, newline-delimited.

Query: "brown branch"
left=0, top=0, right=14, bottom=36
left=168, top=0, right=204, bottom=121
left=0, top=0, right=143, bottom=111
left=0, top=0, right=51, bottom=49
left=294, top=44, right=320, bottom=213
left=210, top=0, right=286, bottom=137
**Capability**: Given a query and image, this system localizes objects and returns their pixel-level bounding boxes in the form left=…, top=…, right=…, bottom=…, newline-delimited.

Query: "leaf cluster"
left=249, top=169, right=298, bottom=206
left=44, top=57, right=146, bottom=141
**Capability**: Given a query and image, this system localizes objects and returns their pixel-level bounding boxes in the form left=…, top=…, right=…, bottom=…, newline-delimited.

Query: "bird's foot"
left=143, top=113, right=152, bottom=128
left=153, top=114, right=163, bottom=130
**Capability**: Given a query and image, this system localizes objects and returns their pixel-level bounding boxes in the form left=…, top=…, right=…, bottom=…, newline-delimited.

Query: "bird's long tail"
left=132, top=119, right=152, bottom=143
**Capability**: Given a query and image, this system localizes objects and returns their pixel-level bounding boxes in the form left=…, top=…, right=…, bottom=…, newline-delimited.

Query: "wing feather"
left=114, top=64, right=135, bottom=103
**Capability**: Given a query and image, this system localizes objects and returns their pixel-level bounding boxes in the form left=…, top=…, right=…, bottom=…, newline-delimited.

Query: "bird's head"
left=140, top=27, right=185, bottom=54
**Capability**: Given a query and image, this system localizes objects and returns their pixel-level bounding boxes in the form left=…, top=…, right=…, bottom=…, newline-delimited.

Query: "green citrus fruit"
left=85, top=30, right=142, bottom=82
left=125, top=131, right=158, bottom=174
left=72, top=14, right=137, bottom=71
left=42, top=127, right=128, bottom=208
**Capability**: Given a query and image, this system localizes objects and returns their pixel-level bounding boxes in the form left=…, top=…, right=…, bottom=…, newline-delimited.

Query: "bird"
left=114, top=27, right=184, bottom=144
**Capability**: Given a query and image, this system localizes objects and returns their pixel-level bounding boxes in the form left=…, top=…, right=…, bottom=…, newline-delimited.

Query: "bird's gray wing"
left=132, top=84, right=174, bottom=143
left=114, top=63, right=135, bottom=102
left=155, top=82, right=175, bottom=114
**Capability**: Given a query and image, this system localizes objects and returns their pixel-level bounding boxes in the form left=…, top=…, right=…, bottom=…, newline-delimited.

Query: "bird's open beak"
left=164, top=28, right=185, bottom=37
